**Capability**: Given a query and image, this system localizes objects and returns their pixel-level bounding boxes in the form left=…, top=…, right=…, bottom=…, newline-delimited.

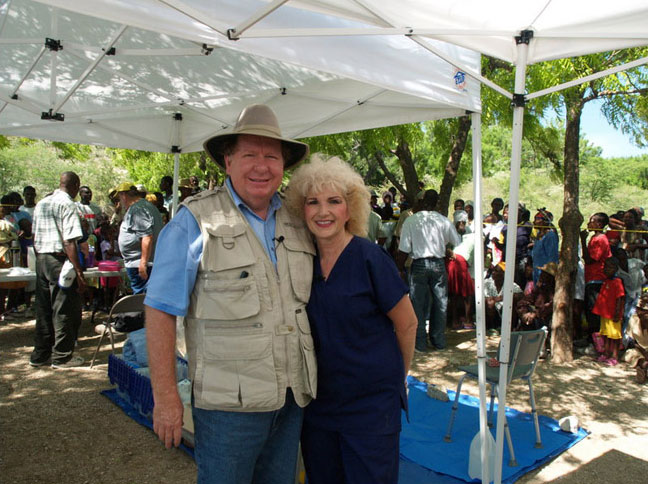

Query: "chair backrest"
left=108, top=294, right=146, bottom=320
left=504, top=327, right=548, bottom=383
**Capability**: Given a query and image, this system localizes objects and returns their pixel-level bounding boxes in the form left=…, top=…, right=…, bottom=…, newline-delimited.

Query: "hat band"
left=234, top=124, right=283, bottom=139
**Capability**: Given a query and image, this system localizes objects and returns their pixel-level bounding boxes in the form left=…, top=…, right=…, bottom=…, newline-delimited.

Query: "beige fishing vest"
left=183, top=187, right=317, bottom=412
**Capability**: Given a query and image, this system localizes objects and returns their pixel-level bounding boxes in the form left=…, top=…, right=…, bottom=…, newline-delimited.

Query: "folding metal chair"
left=90, top=294, right=146, bottom=368
left=444, top=327, right=548, bottom=466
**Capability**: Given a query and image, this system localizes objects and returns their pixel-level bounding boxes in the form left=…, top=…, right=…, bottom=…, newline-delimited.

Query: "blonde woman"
left=286, top=156, right=417, bottom=484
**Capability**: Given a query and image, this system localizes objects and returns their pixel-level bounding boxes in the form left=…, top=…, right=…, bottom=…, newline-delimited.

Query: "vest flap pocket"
left=197, top=276, right=260, bottom=320
left=204, top=223, right=255, bottom=271
left=283, top=237, right=315, bottom=304
left=204, top=331, right=271, bottom=360
left=295, top=308, right=311, bottom=334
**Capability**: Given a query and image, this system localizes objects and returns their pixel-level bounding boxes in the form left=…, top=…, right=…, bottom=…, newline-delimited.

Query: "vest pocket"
left=295, top=309, right=317, bottom=397
left=194, top=275, right=261, bottom=320
left=283, top=237, right=315, bottom=303
left=200, top=330, right=278, bottom=409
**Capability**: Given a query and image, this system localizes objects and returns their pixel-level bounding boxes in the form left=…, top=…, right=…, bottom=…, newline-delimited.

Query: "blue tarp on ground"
left=399, top=376, right=588, bottom=484
left=103, top=375, right=588, bottom=484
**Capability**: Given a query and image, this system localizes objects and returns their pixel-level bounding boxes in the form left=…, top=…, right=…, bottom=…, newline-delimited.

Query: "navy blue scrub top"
left=305, top=236, right=409, bottom=435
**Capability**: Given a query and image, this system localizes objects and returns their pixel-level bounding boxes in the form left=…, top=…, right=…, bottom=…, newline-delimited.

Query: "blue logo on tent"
left=454, top=70, right=466, bottom=90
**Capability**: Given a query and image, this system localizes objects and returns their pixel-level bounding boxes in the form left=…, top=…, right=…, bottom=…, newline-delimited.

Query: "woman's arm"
left=387, top=294, right=417, bottom=375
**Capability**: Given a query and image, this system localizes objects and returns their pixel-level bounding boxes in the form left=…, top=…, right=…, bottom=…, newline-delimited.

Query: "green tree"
left=530, top=49, right=648, bottom=363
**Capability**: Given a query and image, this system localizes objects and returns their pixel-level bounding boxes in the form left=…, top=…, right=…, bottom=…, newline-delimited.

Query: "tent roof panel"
left=1, top=0, right=480, bottom=151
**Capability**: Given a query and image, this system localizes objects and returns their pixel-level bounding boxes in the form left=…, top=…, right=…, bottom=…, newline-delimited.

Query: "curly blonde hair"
left=285, top=155, right=370, bottom=237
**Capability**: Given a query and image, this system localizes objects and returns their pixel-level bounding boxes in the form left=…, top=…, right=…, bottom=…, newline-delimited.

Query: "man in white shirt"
left=399, top=189, right=460, bottom=351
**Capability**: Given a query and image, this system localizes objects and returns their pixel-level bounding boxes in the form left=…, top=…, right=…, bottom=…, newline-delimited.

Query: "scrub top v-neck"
left=305, top=236, right=409, bottom=435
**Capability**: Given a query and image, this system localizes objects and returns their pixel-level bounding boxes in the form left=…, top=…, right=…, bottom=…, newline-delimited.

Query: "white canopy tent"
left=0, top=0, right=480, bottom=210
left=3, top=1, right=648, bottom=483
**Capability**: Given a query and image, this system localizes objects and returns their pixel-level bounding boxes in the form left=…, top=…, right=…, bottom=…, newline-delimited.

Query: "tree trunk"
left=374, top=139, right=419, bottom=206
left=437, top=116, right=471, bottom=216
left=552, top=95, right=585, bottom=364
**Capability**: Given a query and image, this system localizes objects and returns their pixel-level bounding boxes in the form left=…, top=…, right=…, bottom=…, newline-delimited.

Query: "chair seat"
left=458, top=363, right=533, bottom=382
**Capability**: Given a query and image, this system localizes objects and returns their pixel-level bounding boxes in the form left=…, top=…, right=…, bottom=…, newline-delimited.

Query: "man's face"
left=492, top=199, right=503, bottom=213
left=23, top=188, right=36, bottom=205
left=225, top=134, right=284, bottom=215
left=159, top=178, right=171, bottom=193
left=80, top=187, right=92, bottom=204
left=465, top=205, right=473, bottom=219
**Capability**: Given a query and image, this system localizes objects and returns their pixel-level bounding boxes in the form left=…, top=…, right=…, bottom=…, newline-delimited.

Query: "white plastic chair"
left=444, top=327, right=548, bottom=466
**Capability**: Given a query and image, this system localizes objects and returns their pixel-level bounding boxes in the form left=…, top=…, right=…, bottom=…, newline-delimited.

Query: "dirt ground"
left=1, top=311, right=647, bottom=484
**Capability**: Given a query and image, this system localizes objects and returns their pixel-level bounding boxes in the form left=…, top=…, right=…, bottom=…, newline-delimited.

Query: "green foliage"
left=51, top=142, right=92, bottom=161
left=0, top=138, right=123, bottom=206
left=107, top=149, right=219, bottom=192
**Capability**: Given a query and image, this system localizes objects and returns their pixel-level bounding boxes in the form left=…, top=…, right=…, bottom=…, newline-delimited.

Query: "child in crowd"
left=0, top=202, right=19, bottom=321
left=592, top=257, right=625, bottom=366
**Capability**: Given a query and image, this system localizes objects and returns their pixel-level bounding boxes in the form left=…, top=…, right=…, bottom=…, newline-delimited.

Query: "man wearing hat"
left=115, top=182, right=162, bottom=294
left=145, top=104, right=316, bottom=484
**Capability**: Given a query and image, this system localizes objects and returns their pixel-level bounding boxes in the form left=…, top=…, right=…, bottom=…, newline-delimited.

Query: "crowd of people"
left=2, top=102, right=647, bottom=484
left=0, top=175, right=203, bottom=368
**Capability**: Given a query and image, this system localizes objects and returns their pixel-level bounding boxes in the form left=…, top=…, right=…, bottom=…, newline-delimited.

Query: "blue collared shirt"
left=144, top=179, right=281, bottom=316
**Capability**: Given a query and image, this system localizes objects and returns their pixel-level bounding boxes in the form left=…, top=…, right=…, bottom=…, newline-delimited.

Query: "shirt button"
left=287, top=326, right=294, bottom=332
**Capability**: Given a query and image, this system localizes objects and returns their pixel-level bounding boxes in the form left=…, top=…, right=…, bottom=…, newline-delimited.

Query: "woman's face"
left=304, top=187, right=350, bottom=242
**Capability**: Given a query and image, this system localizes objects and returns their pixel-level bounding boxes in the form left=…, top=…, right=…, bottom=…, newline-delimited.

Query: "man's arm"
left=63, top=238, right=86, bottom=293
left=147, top=306, right=184, bottom=449
left=139, top=234, right=153, bottom=280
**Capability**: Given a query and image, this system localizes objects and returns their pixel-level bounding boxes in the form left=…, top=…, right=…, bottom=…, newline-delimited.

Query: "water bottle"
left=11, top=240, right=20, bottom=267
left=58, top=260, right=76, bottom=288
left=87, top=245, right=95, bottom=268
left=468, top=429, right=496, bottom=482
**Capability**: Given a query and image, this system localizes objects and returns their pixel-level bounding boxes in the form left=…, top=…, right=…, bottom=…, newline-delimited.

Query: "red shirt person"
left=580, top=212, right=612, bottom=339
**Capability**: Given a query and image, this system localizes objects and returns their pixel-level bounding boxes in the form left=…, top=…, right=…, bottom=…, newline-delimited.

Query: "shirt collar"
left=225, top=178, right=282, bottom=220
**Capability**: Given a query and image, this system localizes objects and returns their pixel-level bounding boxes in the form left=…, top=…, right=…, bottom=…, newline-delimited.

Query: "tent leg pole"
left=470, top=112, right=491, bottom=483
left=493, top=36, right=529, bottom=484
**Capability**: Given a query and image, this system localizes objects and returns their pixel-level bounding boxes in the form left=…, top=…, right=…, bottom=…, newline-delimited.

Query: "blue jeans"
left=192, top=389, right=303, bottom=484
left=125, top=266, right=151, bottom=294
left=409, top=258, right=448, bottom=350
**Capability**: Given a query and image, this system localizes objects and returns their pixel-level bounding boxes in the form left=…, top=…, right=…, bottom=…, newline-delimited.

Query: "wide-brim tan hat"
left=203, top=104, right=309, bottom=170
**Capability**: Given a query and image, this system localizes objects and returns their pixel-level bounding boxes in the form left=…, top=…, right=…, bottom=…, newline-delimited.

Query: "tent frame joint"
left=45, top=37, right=62, bottom=51
left=280, top=87, right=287, bottom=95
left=201, top=44, right=214, bottom=55
left=511, top=93, right=526, bottom=107
left=41, top=109, right=64, bottom=121
left=103, top=46, right=116, bottom=56
left=10, top=94, right=17, bottom=100
left=174, top=112, right=183, bottom=121
left=515, top=30, right=534, bottom=45
left=171, top=145, right=181, bottom=153
left=227, top=28, right=239, bottom=41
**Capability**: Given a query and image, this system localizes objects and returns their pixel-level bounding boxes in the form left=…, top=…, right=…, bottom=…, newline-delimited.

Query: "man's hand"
left=153, top=393, right=184, bottom=449
left=76, top=272, right=87, bottom=294
left=138, top=260, right=149, bottom=281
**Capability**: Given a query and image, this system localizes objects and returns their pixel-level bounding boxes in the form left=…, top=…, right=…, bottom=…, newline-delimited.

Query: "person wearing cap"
left=144, top=104, right=316, bottom=484
left=398, top=189, right=461, bottom=351
left=484, top=261, right=523, bottom=334
left=177, top=178, right=193, bottom=203
left=29, top=172, right=87, bottom=369
left=115, top=182, right=162, bottom=294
